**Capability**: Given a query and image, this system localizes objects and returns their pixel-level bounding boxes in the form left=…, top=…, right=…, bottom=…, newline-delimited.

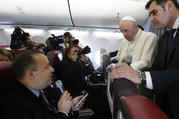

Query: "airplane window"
left=94, top=50, right=101, bottom=67
left=58, top=53, right=63, bottom=61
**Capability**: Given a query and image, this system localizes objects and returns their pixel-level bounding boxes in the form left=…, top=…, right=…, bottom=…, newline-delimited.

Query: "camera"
left=72, top=39, right=79, bottom=45
left=11, top=27, right=30, bottom=42
left=10, top=27, right=30, bottom=49
left=49, top=34, right=64, bottom=45
left=68, top=37, right=79, bottom=45
left=76, top=45, right=91, bottom=56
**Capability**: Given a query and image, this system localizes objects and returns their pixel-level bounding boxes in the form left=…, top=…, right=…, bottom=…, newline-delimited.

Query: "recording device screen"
left=74, top=93, right=88, bottom=108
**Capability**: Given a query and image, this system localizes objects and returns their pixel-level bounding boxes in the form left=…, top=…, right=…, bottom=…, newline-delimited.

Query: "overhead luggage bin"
left=70, top=0, right=148, bottom=29
left=0, top=0, right=73, bottom=26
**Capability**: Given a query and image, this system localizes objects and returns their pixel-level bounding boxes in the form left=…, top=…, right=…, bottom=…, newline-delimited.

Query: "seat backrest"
left=113, top=79, right=138, bottom=119
left=120, top=95, right=169, bottom=119
left=14, top=48, right=28, bottom=56
left=47, top=50, right=63, bottom=67
left=102, top=55, right=114, bottom=115
left=0, top=61, right=13, bottom=86
left=101, top=55, right=111, bottom=78
left=7, top=50, right=16, bottom=59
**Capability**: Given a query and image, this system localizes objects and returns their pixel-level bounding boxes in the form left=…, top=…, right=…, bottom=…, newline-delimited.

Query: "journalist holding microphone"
left=1, top=50, right=84, bottom=119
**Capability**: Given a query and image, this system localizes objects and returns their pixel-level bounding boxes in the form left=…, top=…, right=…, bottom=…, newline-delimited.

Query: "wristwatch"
left=139, top=72, right=146, bottom=85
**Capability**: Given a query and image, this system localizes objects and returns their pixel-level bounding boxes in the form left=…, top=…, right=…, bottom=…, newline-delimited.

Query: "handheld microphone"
left=55, top=80, right=65, bottom=94
left=124, top=55, right=132, bottom=65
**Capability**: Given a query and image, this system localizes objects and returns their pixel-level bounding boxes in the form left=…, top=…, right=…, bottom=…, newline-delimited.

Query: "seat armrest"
left=120, top=95, right=169, bottom=119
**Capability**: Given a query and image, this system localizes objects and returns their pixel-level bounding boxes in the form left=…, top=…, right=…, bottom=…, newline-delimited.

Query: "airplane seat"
left=101, top=54, right=113, bottom=115
left=46, top=50, right=63, bottom=67
left=7, top=50, right=16, bottom=59
left=13, top=48, right=29, bottom=56
left=0, top=61, right=13, bottom=87
left=101, top=54, right=111, bottom=78
left=113, top=79, right=138, bottom=119
left=120, top=95, right=169, bottom=119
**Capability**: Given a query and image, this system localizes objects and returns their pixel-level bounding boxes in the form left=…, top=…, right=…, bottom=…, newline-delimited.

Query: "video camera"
left=68, top=37, right=79, bottom=45
left=11, top=27, right=30, bottom=41
left=10, top=27, right=30, bottom=49
left=49, top=34, right=64, bottom=46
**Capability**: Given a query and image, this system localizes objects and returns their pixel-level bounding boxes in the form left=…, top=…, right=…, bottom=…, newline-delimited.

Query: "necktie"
left=39, top=91, right=58, bottom=113
left=167, top=29, right=176, bottom=60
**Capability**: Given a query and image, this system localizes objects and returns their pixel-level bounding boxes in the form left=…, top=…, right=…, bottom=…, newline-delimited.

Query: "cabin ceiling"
left=0, top=0, right=149, bottom=29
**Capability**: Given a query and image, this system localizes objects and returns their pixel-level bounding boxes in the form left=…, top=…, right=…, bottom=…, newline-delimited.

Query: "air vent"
left=16, top=5, right=25, bottom=15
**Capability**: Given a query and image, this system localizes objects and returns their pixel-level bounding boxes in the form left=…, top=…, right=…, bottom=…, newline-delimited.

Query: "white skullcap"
left=120, top=16, right=136, bottom=23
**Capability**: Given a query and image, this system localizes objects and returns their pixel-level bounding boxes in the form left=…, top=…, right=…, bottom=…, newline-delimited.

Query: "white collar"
left=173, top=16, right=179, bottom=29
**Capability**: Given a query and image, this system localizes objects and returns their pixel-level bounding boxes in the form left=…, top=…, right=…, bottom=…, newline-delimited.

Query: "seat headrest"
left=47, top=50, right=62, bottom=66
left=0, top=61, right=13, bottom=85
left=113, top=78, right=138, bottom=119
left=120, top=95, right=169, bottom=119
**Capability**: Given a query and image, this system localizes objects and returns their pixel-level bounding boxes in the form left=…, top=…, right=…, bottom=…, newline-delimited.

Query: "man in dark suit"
left=1, top=51, right=83, bottom=119
left=109, top=0, right=179, bottom=119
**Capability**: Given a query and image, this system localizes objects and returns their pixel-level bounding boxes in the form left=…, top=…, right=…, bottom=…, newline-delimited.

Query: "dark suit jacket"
left=149, top=28, right=179, bottom=119
left=55, top=57, right=88, bottom=97
left=0, top=80, right=68, bottom=119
